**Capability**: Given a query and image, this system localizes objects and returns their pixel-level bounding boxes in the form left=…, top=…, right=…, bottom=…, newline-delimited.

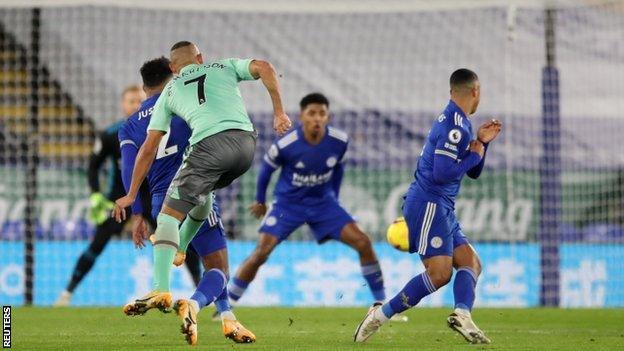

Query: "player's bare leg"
left=341, top=223, right=407, bottom=321
left=229, top=233, right=279, bottom=302
left=354, top=255, right=452, bottom=342
left=447, top=244, right=490, bottom=344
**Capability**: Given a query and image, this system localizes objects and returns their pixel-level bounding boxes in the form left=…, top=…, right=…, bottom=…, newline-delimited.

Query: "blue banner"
left=0, top=241, right=621, bottom=307
left=559, top=244, right=624, bottom=307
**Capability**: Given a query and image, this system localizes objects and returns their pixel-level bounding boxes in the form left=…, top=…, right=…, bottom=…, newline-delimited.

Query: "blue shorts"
left=152, top=194, right=227, bottom=257
left=259, top=198, right=355, bottom=243
left=403, top=199, right=469, bottom=257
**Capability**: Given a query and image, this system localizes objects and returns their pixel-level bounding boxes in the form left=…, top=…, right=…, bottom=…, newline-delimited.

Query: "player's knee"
left=426, top=266, right=453, bottom=288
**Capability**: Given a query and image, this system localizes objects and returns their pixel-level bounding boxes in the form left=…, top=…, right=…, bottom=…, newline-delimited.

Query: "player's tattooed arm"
left=112, top=130, right=164, bottom=222
left=249, top=60, right=291, bottom=135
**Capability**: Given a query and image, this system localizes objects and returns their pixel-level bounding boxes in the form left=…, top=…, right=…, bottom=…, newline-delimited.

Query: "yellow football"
left=386, top=217, right=409, bottom=252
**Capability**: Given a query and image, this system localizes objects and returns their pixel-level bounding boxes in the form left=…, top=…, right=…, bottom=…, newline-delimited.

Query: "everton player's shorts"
left=403, top=198, right=469, bottom=258
left=164, top=129, right=257, bottom=214
left=152, top=194, right=226, bottom=256
left=259, top=198, right=355, bottom=243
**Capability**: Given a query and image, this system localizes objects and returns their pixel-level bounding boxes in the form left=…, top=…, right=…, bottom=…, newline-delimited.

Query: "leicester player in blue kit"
left=354, top=69, right=502, bottom=344
left=230, top=93, right=388, bottom=307
left=118, top=57, right=255, bottom=345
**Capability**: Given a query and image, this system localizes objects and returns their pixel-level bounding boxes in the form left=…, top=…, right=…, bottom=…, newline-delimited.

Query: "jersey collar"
left=297, top=125, right=329, bottom=146
left=141, top=93, right=160, bottom=109
left=446, top=100, right=467, bottom=119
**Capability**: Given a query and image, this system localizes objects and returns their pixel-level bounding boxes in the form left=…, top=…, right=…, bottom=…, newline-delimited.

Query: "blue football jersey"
left=264, top=126, right=348, bottom=204
left=407, top=100, right=474, bottom=208
left=118, top=93, right=191, bottom=196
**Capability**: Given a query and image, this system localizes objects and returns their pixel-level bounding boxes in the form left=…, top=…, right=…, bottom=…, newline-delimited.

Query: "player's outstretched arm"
left=112, top=130, right=163, bottom=222
left=249, top=60, right=291, bottom=135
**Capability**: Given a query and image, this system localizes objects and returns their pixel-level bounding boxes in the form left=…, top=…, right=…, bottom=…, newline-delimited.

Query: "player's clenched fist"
left=469, top=140, right=485, bottom=158
left=249, top=202, right=268, bottom=219
left=273, top=112, right=292, bottom=136
left=477, top=119, right=502, bottom=143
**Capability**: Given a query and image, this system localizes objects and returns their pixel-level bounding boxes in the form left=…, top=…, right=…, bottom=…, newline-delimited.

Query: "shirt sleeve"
left=255, top=161, right=277, bottom=204
left=225, top=58, right=256, bottom=81
left=263, top=143, right=283, bottom=169
left=430, top=122, right=481, bottom=183
left=331, top=162, right=345, bottom=198
left=118, top=125, right=143, bottom=215
left=432, top=123, right=469, bottom=161
left=466, top=142, right=489, bottom=179
left=148, top=92, right=173, bottom=133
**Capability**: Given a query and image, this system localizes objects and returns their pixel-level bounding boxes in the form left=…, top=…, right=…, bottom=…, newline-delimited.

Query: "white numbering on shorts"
left=155, top=127, right=178, bottom=159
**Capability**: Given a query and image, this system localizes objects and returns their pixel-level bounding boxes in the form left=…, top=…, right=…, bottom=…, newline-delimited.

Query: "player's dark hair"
left=140, top=56, right=173, bottom=88
left=300, top=93, right=329, bottom=110
left=170, top=41, right=193, bottom=51
left=450, top=68, right=479, bottom=91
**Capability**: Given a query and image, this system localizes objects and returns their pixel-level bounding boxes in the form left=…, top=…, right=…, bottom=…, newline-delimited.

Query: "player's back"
left=268, top=126, right=348, bottom=204
left=407, top=101, right=473, bottom=208
left=120, top=94, right=191, bottom=195
left=163, top=59, right=256, bottom=145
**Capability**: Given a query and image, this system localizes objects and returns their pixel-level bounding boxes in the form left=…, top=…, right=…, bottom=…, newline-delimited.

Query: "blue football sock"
left=190, top=269, right=227, bottom=309
left=228, top=277, right=249, bottom=302
left=453, top=266, right=478, bottom=311
left=361, top=261, right=386, bottom=301
left=382, top=272, right=437, bottom=318
left=215, top=287, right=231, bottom=313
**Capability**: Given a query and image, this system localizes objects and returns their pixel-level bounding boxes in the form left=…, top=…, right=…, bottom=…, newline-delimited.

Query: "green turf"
left=10, top=307, right=624, bottom=350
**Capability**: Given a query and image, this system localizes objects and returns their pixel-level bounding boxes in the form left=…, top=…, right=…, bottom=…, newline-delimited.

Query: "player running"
left=354, top=69, right=502, bottom=344
left=118, top=57, right=255, bottom=345
left=229, top=93, right=388, bottom=307
left=112, top=41, right=290, bottom=344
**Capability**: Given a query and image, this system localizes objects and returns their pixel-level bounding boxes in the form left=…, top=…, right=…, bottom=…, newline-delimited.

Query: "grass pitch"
left=11, top=307, right=623, bottom=350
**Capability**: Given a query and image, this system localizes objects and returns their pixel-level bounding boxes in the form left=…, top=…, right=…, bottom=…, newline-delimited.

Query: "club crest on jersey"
left=264, top=216, right=277, bottom=226
left=430, top=236, right=443, bottom=249
left=326, top=156, right=337, bottom=167
left=448, top=129, right=462, bottom=144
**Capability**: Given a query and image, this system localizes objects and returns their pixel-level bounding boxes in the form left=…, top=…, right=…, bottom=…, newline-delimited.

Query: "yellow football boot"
left=222, top=318, right=256, bottom=343
left=123, top=291, right=172, bottom=316
left=174, top=299, right=199, bottom=346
